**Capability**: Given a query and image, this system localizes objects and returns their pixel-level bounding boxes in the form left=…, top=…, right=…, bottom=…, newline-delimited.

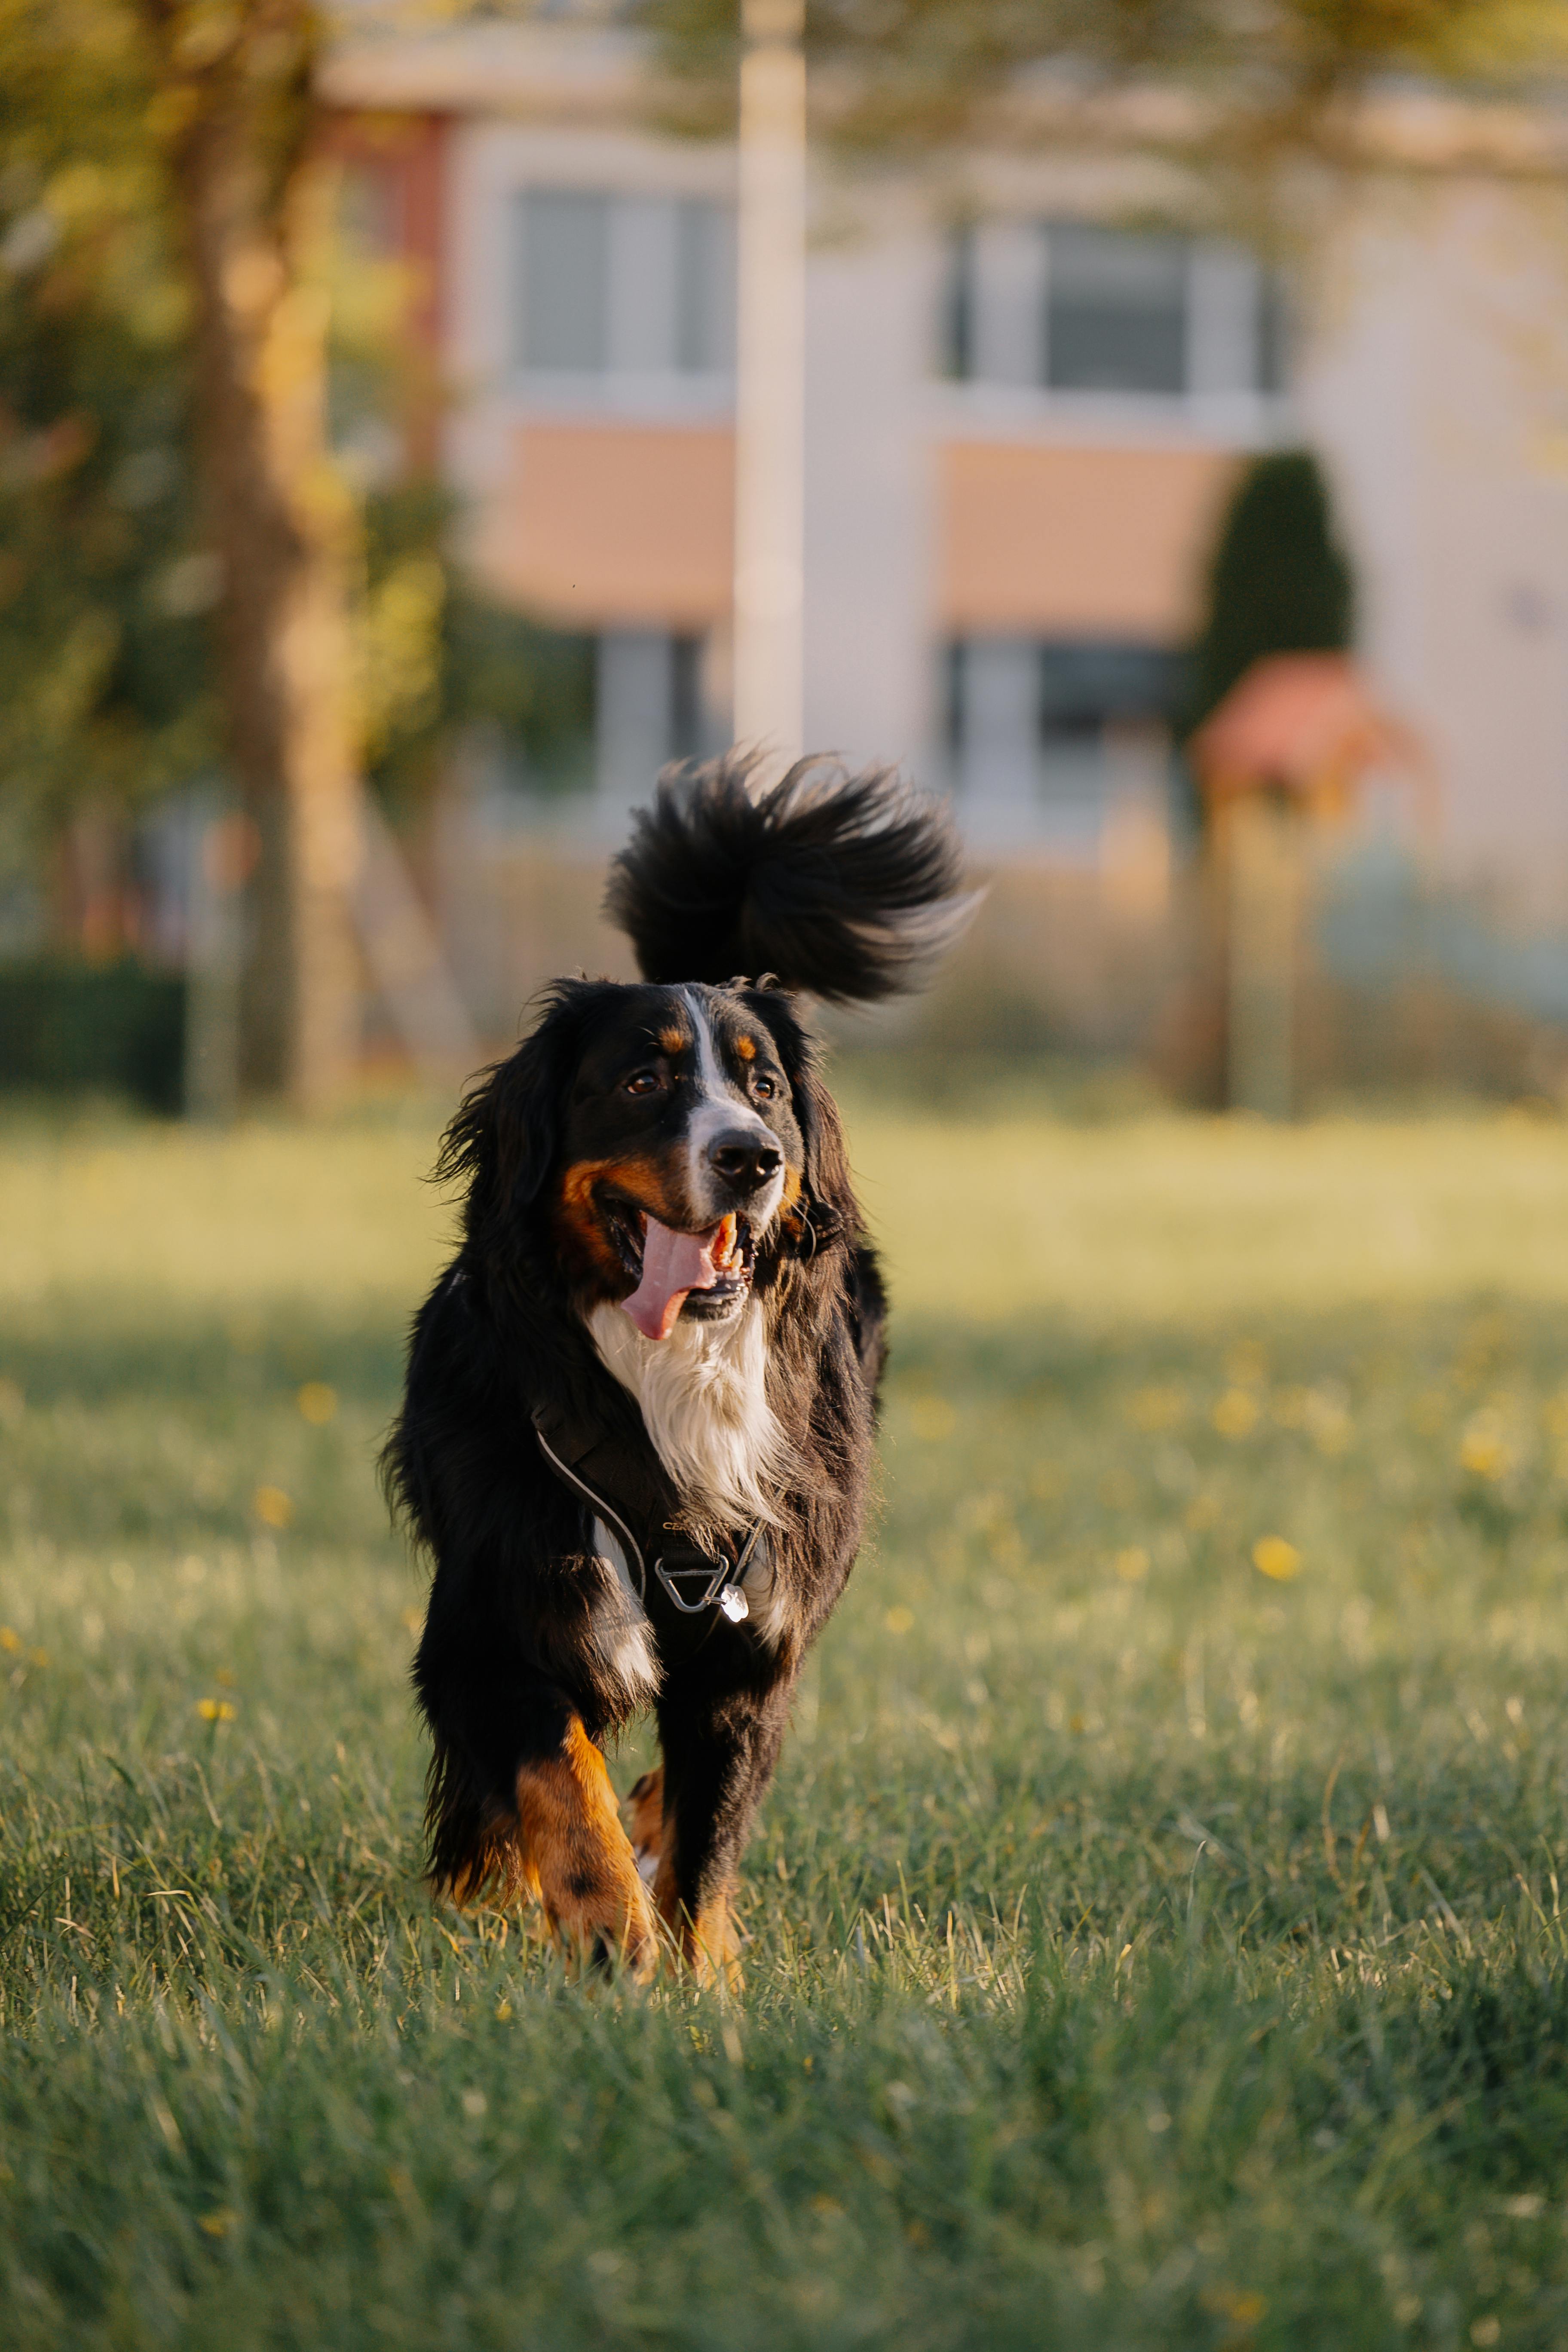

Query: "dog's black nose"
left=708, top=1132, right=783, bottom=1191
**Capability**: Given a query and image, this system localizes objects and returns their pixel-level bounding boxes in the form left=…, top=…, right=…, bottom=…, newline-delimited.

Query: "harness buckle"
left=534, top=1412, right=765, bottom=1628
left=652, top=1551, right=731, bottom=1614
left=651, top=1523, right=764, bottom=1620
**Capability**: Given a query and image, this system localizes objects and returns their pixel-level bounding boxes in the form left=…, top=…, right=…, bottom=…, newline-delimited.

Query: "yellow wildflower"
left=1202, top=2287, right=1267, bottom=2327
left=1212, top=1389, right=1259, bottom=1439
left=1252, top=1536, right=1302, bottom=1582
left=251, top=1485, right=293, bottom=1529
left=1459, top=1416, right=1510, bottom=1481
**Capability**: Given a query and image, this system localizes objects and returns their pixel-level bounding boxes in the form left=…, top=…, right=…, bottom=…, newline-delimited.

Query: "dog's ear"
left=744, top=987, right=857, bottom=1241
left=437, top=985, right=590, bottom=1240
left=792, top=1063, right=857, bottom=1242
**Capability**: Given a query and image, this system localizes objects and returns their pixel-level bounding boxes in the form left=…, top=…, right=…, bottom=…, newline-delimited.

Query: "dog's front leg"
left=417, top=1602, right=658, bottom=1978
left=651, top=1674, right=793, bottom=1986
left=516, top=1717, right=658, bottom=1979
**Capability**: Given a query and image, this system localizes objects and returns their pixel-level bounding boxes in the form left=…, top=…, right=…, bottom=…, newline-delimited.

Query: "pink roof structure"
left=1190, top=652, right=1432, bottom=823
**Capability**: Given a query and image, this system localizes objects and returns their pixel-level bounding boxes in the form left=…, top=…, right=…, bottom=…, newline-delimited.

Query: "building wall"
left=327, top=26, right=1568, bottom=888
left=803, top=212, right=940, bottom=772
left=1302, top=180, right=1568, bottom=888
left=428, top=107, right=1277, bottom=858
left=936, top=441, right=1236, bottom=637
left=475, top=420, right=734, bottom=628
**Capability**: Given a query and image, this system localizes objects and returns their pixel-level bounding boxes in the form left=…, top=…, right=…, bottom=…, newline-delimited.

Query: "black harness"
left=531, top=1397, right=767, bottom=1631
left=522, top=1203, right=844, bottom=1637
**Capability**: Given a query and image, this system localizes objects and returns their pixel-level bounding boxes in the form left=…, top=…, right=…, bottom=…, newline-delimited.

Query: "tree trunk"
left=144, top=0, right=360, bottom=1108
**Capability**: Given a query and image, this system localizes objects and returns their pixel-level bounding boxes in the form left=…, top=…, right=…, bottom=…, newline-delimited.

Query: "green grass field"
left=6, top=1095, right=1568, bottom=2349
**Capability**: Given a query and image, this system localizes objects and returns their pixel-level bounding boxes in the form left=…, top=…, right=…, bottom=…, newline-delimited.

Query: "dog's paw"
left=625, top=1767, right=664, bottom=1886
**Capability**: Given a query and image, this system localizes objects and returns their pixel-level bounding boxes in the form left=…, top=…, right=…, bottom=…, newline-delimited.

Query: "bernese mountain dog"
left=384, top=753, right=971, bottom=1982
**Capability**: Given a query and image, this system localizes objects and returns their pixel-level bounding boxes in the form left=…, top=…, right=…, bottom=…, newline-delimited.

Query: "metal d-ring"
left=652, top=1521, right=765, bottom=1618
left=652, top=1554, right=735, bottom=1614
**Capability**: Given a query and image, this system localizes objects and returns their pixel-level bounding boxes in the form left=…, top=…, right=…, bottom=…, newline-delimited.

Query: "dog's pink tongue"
left=621, top=1216, right=723, bottom=1342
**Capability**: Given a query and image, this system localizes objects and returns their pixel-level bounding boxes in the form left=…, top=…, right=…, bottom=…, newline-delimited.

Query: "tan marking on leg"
left=447, top=1834, right=534, bottom=1911
left=653, top=1838, right=743, bottom=1990
left=625, top=1767, right=664, bottom=1870
left=516, top=1720, right=657, bottom=1978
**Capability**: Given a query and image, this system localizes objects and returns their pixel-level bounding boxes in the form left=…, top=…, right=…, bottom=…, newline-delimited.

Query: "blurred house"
left=322, top=21, right=1568, bottom=980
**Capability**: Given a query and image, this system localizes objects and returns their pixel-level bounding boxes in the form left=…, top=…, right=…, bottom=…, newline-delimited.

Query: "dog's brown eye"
left=753, top=1075, right=777, bottom=1100
left=624, top=1070, right=661, bottom=1096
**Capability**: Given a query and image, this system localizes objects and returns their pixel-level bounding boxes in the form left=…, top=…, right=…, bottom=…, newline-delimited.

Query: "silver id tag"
left=717, top=1586, right=750, bottom=1624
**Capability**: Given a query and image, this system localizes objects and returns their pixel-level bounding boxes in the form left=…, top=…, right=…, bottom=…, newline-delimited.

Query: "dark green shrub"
left=1187, top=448, right=1354, bottom=734
left=0, top=959, right=184, bottom=1111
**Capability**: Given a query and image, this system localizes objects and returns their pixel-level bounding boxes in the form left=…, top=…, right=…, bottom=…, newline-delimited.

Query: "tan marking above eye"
left=733, top=1035, right=757, bottom=1062
left=657, top=1028, right=687, bottom=1055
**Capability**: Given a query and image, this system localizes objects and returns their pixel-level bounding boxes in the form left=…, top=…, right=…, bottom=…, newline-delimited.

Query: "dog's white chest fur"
left=586, top=1297, right=781, bottom=1528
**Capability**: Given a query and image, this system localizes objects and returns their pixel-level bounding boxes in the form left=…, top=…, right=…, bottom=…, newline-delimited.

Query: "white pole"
left=732, top=0, right=806, bottom=776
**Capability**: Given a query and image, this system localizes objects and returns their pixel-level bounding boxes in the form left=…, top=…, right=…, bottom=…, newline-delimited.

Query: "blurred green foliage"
left=363, top=482, right=597, bottom=808
left=0, top=0, right=596, bottom=896
left=644, top=0, right=1568, bottom=145
left=0, top=959, right=184, bottom=1109
left=0, top=0, right=211, bottom=860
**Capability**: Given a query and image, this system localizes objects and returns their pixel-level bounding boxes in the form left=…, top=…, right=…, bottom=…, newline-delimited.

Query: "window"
left=1038, top=641, right=1186, bottom=742
left=945, top=636, right=1185, bottom=825
left=514, top=190, right=734, bottom=381
left=1045, top=225, right=1187, bottom=396
left=942, top=220, right=1287, bottom=401
left=596, top=632, right=724, bottom=801
left=674, top=200, right=731, bottom=375
left=518, top=190, right=609, bottom=372
left=669, top=633, right=707, bottom=761
left=1256, top=270, right=1291, bottom=397
left=942, top=227, right=977, bottom=384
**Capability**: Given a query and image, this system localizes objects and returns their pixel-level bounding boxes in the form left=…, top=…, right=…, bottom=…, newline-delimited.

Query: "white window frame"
left=938, top=214, right=1295, bottom=438
left=459, top=131, right=736, bottom=422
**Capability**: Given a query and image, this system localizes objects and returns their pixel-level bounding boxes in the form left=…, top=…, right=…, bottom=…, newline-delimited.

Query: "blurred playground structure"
left=11, top=4, right=1568, bottom=1111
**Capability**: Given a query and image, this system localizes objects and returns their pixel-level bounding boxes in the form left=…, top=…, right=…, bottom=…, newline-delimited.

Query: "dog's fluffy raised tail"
left=604, top=752, right=976, bottom=1004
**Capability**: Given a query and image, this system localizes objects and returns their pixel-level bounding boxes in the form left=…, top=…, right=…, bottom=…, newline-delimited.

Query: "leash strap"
left=533, top=1418, right=649, bottom=1605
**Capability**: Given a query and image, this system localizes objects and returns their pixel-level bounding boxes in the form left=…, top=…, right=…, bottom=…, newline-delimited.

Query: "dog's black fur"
left=384, top=753, right=968, bottom=1976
